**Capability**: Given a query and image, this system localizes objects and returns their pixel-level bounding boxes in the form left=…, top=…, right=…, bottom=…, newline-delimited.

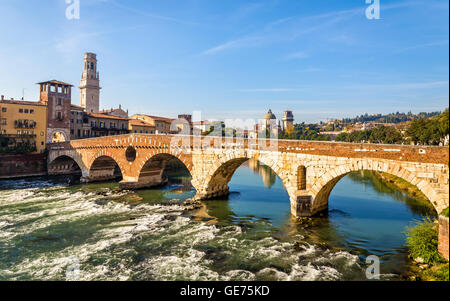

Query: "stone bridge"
left=47, top=134, right=449, bottom=217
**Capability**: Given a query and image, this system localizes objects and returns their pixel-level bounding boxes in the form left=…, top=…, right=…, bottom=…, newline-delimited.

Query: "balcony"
left=1, top=134, right=37, bottom=139
left=14, top=121, right=37, bottom=129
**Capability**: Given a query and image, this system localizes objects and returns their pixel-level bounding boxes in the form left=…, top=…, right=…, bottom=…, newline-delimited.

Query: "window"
left=57, top=98, right=62, bottom=105
left=30, top=109, right=34, bottom=114
left=1, top=107, right=6, bottom=113
left=24, top=109, right=29, bottom=114
left=19, top=108, right=23, bottom=113
left=0, top=118, right=6, bottom=125
left=57, top=112, right=63, bottom=120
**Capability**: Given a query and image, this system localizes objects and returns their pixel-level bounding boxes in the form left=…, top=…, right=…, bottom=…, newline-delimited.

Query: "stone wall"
left=439, top=216, right=449, bottom=261
left=0, top=154, right=47, bottom=179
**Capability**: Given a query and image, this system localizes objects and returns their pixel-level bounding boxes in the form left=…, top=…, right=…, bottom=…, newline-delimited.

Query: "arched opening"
left=205, top=158, right=291, bottom=227
left=316, top=170, right=439, bottom=271
left=48, top=155, right=82, bottom=176
left=138, top=153, right=192, bottom=190
left=297, top=166, right=307, bottom=190
left=89, top=156, right=123, bottom=182
left=313, top=168, right=438, bottom=215
left=51, top=132, right=67, bottom=143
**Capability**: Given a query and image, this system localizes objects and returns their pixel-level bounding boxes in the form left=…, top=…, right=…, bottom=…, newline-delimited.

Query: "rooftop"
left=132, top=114, right=174, bottom=123
left=87, top=113, right=129, bottom=121
left=0, top=99, right=46, bottom=107
left=37, top=80, right=73, bottom=87
left=129, top=119, right=155, bottom=127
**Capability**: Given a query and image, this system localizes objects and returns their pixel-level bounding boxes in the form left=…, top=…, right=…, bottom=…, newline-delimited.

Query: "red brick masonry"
left=439, top=216, right=449, bottom=261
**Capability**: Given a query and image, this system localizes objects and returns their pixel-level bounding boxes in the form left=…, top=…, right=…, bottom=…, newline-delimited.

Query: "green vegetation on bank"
left=406, top=219, right=443, bottom=265
left=441, top=207, right=449, bottom=218
left=406, top=219, right=448, bottom=281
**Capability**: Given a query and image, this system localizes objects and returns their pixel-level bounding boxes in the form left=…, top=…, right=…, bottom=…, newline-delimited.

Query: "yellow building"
left=0, top=98, right=47, bottom=153
left=131, top=114, right=174, bottom=134
left=129, top=119, right=156, bottom=134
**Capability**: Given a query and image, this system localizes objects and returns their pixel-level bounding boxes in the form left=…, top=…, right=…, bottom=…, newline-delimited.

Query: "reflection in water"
left=248, top=159, right=277, bottom=189
left=0, top=159, right=434, bottom=281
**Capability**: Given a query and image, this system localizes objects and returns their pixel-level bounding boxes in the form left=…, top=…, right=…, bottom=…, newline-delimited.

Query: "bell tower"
left=80, top=52, right=101, bottom=113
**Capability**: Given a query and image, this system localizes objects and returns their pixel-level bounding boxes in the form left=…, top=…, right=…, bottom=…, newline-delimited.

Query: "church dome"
left=264, top=109, right=276, bottom=120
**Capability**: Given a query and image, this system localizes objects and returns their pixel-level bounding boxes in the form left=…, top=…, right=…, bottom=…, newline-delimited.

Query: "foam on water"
left=0, top=179, right=368, bottom=281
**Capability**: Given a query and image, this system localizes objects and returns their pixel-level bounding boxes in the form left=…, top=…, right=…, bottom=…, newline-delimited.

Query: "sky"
left=0, top=0, right=448, bottom=123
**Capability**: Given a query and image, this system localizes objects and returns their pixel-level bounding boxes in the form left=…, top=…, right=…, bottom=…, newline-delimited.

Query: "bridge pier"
left=119, top=167, right=168, bottom=190
left=194, top=185, right=230, bottom=200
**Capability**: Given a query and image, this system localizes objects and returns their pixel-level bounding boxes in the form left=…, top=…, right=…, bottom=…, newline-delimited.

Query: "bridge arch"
left=134, top=152, right=193, bottom=189
left=86, top=152, right=125, bottom=183
left=194, top=151, right=296, bottom=201
left=48, top=155, right=83, bottom=176
left=310, top=161, right=442, bottom=215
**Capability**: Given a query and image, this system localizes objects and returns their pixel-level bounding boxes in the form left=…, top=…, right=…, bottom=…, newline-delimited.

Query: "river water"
left=0, top=160, right=436, bottom=281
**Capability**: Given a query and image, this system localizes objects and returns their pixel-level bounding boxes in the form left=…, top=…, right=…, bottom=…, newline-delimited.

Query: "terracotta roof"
left=129, top=119, right=155, bottom=127
left=0, top=99, right=46, bottom=107
left=37, top=80, right=73, bottom=87
left=71, top=104, right=85, bottom=110
left=87, top=113, right=129, bottom=121
left=132, top=114, right=174, bottom=123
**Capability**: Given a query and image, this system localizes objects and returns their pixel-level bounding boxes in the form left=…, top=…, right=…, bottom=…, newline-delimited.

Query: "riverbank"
left=372, top=171, right=449, bottom=281
left=373, top=171, right=434, bottom=210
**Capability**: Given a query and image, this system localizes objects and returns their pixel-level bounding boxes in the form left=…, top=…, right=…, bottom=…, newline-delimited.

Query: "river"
left=0, top=159, right=436, bottom=281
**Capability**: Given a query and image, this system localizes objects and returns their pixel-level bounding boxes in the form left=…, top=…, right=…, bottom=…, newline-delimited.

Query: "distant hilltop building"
left=263, top=109, right=276, bottom=131
left=282, top=110, right=294, bottom=132
left=80, top=53, right=101, bottom=114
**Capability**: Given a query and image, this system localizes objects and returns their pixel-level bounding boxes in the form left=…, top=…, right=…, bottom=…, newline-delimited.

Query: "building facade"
left=0, top=97, right=47, bottom=153
left=87, top=113, right=129, bottom=137
left=129, top=119, right=155, bottom=134
left=131, top=114, right=174, bottom=134
left=100, top=105, right=128, bottom=118
left=70, top=104, right=91, bottom=140
left=80, top=53, right=101, bottom=114
left=38, top=80, right=72, bottom=143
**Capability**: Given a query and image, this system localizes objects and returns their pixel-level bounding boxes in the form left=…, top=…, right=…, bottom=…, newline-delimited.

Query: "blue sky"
left=0, top=0, right=448, bottom=123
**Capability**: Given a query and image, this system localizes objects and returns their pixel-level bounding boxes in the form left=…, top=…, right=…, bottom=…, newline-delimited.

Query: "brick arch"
left=310, top=161, right=440, bottom=214
left=87, top=150, right=127, bottom=177
left=135, top=149, right=193, bottom=176
left=136, top=151, right=193, bottom=180
left=48, top=153, right=86, bottom=176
